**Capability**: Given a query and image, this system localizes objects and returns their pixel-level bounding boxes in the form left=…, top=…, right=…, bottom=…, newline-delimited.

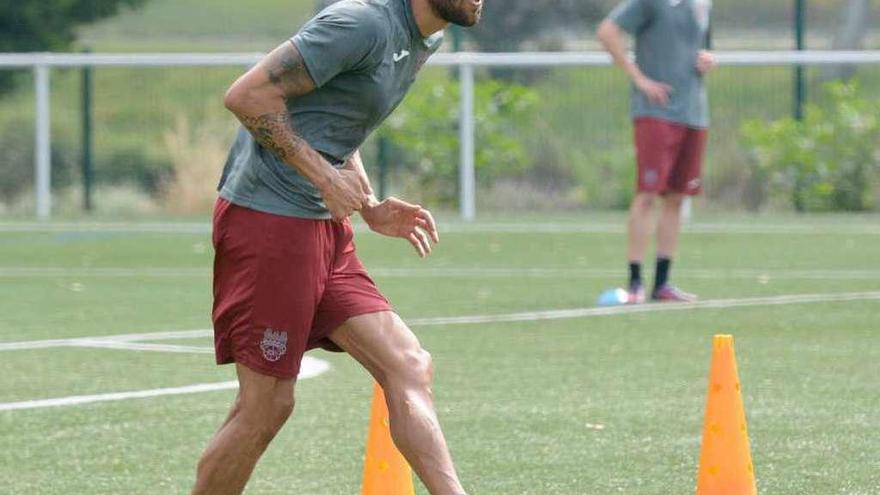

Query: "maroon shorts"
left=634, top=117, right=708, bottom=195
left=211, top=198, right=392, bottom=379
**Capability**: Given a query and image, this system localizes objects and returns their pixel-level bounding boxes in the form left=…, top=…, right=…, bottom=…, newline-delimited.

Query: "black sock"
left=628, top=262, right=642, bottom=288
left=654, top=257, right=672, bottom=292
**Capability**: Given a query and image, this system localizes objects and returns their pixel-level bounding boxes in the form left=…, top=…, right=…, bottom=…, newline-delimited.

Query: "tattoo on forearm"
left=236, top=41, right=315, bottom=167
left=237, top=42, right=318, bottom=165
left=239, top=112, right=306, bottom=162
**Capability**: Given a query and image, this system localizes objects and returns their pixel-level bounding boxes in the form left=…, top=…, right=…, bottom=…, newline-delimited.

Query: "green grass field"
left=1, top=213, right=879, bottom=494
left=80, top=0, right=316, bottom=51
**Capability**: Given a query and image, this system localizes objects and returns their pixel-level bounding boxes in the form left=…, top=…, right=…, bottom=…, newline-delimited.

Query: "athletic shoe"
left=627, top=283, right=646, bottom=304
left=652, top=284, right=698, bottom=303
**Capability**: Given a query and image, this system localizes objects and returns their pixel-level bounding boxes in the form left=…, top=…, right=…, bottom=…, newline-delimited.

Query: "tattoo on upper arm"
left=230, top=43, right=319, bottom=166
left=263, top=41, right=316, bottom=97
left=239, top=112, right=307, bottom=162
left=234, top=42, right=317, bottom=164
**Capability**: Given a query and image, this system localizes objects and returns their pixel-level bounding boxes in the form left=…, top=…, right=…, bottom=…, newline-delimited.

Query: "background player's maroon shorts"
left=211, top=198, right=392, bottom=380
left=634, top=117, right=708, bottom=196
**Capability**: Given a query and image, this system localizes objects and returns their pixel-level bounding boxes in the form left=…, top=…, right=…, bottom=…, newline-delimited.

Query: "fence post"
left=81, top=49, right=94, bottom=212
left=459, top=62, right=476, bottom=222
left=35, top=64, right=51, bottom=221
left=793, top=0, right=807, bottom=120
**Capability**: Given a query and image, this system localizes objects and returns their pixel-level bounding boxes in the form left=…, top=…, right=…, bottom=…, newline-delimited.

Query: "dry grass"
left=160, top=111, right=233, bottom=214
left=2, top=185, right=161, bottom=218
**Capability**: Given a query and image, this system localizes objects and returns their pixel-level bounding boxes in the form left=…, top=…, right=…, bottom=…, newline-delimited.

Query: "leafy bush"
left=741, top=81, right=880, bottom=211
left=377, top=74, right=539, bottom=206
left=0, top=122, right=77, bottom=207
left=94, top=146, right=171, bottom=193
left=0, top=124, right=32, bottom=203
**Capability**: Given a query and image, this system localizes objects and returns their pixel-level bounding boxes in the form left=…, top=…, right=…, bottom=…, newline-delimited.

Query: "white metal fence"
left=2, top=50, right=880, bottom=220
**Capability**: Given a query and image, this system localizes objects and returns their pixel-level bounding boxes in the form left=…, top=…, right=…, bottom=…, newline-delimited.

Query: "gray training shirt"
left=609, top=0, right=712, bottom=128
left=218, top=0, right=443, bottom=219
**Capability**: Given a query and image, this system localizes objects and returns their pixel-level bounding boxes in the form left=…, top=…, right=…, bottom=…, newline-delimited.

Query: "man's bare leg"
left=656, top=193, right=685, bottom=258
left=191, top=364, right=295, bottom=495
left=330, top=311, right=466, bottom=495
left=627, top=192, right=657, bottom=263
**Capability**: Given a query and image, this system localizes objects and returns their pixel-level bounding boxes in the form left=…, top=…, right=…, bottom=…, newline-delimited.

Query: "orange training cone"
left=362, top=382, right=414, bottom=495
left=696, top=335, right=757, bottom=495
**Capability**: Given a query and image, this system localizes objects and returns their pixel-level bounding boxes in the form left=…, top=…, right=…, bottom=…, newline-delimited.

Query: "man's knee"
left=632, top=193, right=657, bottom=212
left=270, top=392, right=295, bottom=424
left=253, top=400, right=293, bottom=445
left=387, top=346, right=434, bottom=392
left=663, top=193, right=685, bottom=209
left=240, top=389, right=295, bottom=444
left=407, top=348, right=434, bottom=388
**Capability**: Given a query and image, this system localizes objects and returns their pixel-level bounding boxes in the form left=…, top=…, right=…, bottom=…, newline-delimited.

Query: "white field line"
left=69, top=340, right=214, bottom=354
left=410, top=291, right=880, bottom=326
left=99, top=328, right=211, bottom=343
left=2, top=266, right=879, bottom=280
left=0, top=267, right=208, bottom=277
left=1, top=221, right=879, bottom=235
left=0, top=356, right=330, bottom=412
left=0, top=223, right=211, bottom=234
left=2, top=291, right=879, bottom=353
left=436, top=223, right=880, bottom=235
left=2, top=291, right=877, bottom=412
left=0, top=382, right=238, bottom=412
left=0, top=329, right=211, bottom=351
left=376, top=268, right=880, bottom=280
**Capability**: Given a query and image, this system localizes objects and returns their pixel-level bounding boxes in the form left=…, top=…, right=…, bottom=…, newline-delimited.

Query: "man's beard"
left=427, top=0, right=481, bottom=27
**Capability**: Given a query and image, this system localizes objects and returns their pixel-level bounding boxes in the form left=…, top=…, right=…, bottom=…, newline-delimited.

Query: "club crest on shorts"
left=260, top=329, right=288, bottom=362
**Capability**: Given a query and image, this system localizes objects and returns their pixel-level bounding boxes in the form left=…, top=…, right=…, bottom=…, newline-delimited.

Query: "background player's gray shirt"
left=218, top=0, right=443, bottom=219
left=610, top=0, right=712, bottom=128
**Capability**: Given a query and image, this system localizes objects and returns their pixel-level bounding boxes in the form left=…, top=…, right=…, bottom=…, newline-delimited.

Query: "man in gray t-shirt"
left=598, top=0, right=714, bottom=304
left=218, top=0, right=445, bottom=219
left=193, top=1, right=483, bottom=494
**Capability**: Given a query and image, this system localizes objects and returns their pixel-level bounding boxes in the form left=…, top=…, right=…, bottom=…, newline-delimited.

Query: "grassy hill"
left=75, top=0, right=880, bottom=52
left=79, top=0, right=317, bottom=51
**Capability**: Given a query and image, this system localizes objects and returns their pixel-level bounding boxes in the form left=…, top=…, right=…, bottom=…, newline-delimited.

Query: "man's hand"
left=635, top=75, right=673, bottom=106
left=361, top=197, right=439, bottom=258
left=319, top=169, right=370, bottom=221
left=696, top=50, right=716, bottom=75
left=343, top=153, right=374, bottom=197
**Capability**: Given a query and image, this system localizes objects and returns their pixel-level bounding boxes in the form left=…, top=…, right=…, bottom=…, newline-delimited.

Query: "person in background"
left=598, top=0, right=715, bottom=303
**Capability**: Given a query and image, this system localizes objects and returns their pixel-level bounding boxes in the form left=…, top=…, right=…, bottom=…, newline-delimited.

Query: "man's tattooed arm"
left=223, top=41, right=337, bottom=190
left=237, top=113, right=306, bottom=164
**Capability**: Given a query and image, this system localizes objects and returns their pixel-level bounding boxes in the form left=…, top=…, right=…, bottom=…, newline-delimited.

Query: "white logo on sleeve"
left=260, top=329, right=288, bottom=362
left=393, top=50, right=410, bottom=63
left=669, top=0, right=683, bottom=6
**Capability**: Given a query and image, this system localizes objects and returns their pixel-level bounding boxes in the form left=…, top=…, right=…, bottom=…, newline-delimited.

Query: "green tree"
left=0, top=0, right=147, bottom=93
